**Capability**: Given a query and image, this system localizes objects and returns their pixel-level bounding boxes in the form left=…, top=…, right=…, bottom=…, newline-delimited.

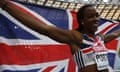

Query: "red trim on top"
left=82, top=47, right=93, bottom=54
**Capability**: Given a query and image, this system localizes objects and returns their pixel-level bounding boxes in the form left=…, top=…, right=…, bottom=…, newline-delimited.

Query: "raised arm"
left=0, top=0, right=83, bottom=46
left=103, top=29, right=120, bottom=43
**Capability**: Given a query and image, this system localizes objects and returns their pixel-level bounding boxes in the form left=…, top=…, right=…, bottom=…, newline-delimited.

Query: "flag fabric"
left=0, top=0, right=120, bottom=72
left=0, top=1, right=77, bottom=72
left=98, top=18, right=120, bottom=71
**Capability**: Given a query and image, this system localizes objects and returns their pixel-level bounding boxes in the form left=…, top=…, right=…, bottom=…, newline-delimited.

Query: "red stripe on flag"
left=43, top=66, right=56, bottom=72
left=0, top=43, right=72, bottom=64
left=0, top=43, right=76, bottom=72
left=99, top=23, right=116, bottom=34
left=70, top=10, right=78, bottom=30
left=105, top=39, right=118, bottom=50
left=9, top=1, right=47, bottom=25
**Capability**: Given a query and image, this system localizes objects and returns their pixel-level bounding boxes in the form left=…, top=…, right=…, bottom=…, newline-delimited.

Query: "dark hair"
left=76, top=4, right=94, bottom=32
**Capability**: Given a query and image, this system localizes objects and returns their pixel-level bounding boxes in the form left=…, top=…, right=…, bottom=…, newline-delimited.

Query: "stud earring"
left=81, top=22, right=84, bottom=25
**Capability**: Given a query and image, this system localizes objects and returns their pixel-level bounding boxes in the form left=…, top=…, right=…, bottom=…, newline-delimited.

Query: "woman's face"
left=82, top=6, right=100, bottom=34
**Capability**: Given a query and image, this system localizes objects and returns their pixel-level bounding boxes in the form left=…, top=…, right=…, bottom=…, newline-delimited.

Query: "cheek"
left=84, top=22, right=92, bottom=27
left=84, top=19, right=91, bottom=24
left=84, top=20, right=93, bottom=26
left=83, top=19, right=94, bottom=26
left=83, top=24, right=92, bottom=30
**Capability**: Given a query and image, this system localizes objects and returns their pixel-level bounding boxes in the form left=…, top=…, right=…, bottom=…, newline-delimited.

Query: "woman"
left=0, top=0, right=120, bottom=72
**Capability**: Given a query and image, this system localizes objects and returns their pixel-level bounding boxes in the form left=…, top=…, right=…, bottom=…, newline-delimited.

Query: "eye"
left=87, top=13, right=100, bottom=18
left=87, top=15, right=94, bottom=18
left=96, top=13, right=100, bottom=17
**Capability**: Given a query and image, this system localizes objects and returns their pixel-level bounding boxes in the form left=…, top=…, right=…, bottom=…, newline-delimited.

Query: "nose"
left=93, top=16, right=100, bottom=22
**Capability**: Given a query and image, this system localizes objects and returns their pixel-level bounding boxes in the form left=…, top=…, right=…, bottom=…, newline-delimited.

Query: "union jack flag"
left=0, top=0, right=120, bottom=72
left=98, top=18, right=120, bottom=71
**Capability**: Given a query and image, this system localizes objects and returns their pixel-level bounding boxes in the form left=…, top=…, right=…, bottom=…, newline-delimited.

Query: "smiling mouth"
left=92, top=24, right=98, bottom=31
left=93, top=23, right=98, bottom=27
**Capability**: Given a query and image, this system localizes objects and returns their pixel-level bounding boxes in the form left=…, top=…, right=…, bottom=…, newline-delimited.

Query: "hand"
left=0, top=0, right=8, bottom=8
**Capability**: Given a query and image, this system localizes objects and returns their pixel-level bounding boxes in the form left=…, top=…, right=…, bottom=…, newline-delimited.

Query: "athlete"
left=0, top=0, right=120, bottom=72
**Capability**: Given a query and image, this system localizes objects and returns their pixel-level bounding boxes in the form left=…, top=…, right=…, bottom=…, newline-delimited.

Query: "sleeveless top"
left=73, top=33, right=108, bottom=69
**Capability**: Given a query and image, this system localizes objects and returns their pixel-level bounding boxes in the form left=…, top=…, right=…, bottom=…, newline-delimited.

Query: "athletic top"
left=73, top=33, right=108, bottom=69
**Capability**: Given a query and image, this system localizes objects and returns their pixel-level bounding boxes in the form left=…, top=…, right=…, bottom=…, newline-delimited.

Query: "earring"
left=81, top=22, right=84, bottom=25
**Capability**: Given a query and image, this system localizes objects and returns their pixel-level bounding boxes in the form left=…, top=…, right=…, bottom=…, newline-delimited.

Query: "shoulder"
left=68, top=30, right=83, bottom=54
left=70, top=30, right=83, bottom=45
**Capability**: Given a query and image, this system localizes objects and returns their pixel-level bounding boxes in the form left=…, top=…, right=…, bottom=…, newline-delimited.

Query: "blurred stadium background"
left=18, top=0, right=120, bottom=20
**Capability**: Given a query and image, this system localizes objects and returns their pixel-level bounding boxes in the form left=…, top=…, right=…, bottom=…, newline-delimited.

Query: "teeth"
left=93, top=24, right=98, bottom=26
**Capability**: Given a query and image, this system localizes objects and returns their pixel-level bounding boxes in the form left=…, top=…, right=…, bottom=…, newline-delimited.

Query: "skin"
left=0, top=0, right=120, bottom=72
left=80, top=6, right=99, bottom=36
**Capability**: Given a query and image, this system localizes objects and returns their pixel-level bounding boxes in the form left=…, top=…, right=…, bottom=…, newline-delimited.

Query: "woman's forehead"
left=84, top=7, right=97, bottom=14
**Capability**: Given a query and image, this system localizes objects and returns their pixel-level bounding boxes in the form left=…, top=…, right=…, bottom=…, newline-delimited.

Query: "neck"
left=82, top=31, right=95, bottom=38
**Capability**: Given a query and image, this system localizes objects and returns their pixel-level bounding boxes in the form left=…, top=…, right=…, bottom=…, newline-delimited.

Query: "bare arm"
left=103, top=29, right=120, bottom=43
left=0, top=0, right=82, bottom=45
